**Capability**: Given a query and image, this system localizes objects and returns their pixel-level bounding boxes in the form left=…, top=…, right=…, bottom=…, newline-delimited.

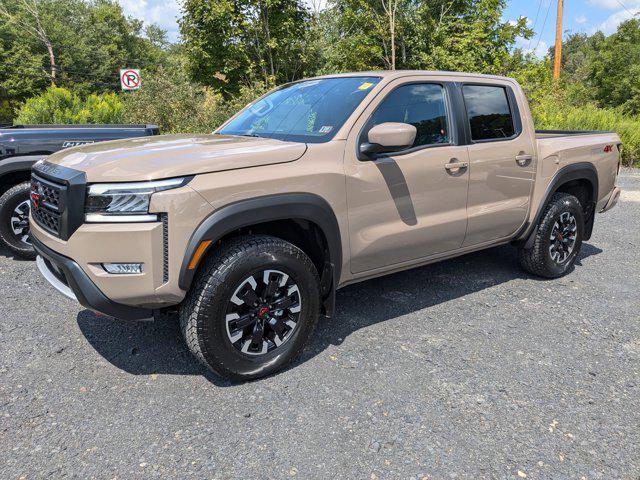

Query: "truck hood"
left=44, top=134, right=307, bottom=182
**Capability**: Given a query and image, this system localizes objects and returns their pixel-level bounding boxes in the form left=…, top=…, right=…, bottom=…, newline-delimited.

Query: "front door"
left=460, top=82, right=537, bottom=246
left=345, top=79, right=470, bottom=274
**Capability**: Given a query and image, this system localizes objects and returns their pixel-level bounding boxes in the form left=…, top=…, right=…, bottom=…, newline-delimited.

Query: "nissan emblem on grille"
left=30, top=174, right=64, bottom=237
left=30, top=182, right=41, bottom=209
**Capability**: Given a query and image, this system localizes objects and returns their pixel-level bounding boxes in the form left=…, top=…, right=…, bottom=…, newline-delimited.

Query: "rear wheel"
left=518, top=193, right=584, bottom=278
left=179, top=235, right=320, bottom=381
left=0, top=182, right=36, bottom=259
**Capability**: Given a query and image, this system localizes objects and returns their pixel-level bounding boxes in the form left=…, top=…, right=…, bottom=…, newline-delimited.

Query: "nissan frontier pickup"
left=30, top=71, right=622, bottom=380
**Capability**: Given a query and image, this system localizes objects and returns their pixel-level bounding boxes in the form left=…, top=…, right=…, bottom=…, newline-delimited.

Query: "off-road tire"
left=518, top=193, right=584, bottom=278
left=179, top=235, right=320, bottom=381
left=0, top=182, right=36, bottom=260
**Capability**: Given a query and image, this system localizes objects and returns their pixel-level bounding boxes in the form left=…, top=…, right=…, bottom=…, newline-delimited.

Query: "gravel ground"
left=1, top=170, right=639, bottom=479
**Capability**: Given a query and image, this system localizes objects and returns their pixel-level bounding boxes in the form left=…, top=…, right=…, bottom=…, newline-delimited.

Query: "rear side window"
left=462, top=85, right=515, bottom=141
left=363, top=83, right=450, bottom=148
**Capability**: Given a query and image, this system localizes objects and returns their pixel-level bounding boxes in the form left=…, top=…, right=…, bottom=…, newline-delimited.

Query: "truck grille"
left=31, top=174, right=65, bottom=236
left=30, top=162, right=86, bottom=241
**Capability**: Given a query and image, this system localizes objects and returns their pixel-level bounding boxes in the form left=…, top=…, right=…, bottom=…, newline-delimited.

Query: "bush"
left=514, top=60, right=639, bottom=166
left=532, top=98, right=640, bottom=166
left=121, top=66, right=268, bottom=134
left=14, top=87, right=124, bottom=124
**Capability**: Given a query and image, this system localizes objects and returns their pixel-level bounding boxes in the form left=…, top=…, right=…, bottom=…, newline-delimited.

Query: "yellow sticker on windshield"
left=358, top=82, right=374, bottom=91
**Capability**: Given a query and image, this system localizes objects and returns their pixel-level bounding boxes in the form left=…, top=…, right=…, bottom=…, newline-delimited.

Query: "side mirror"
left=360, top=122, right=417, bottom=156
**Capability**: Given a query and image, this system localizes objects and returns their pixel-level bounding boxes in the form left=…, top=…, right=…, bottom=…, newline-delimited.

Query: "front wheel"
left=0, top=182, right=36, bottom=259
left=179, top=235, right=320, bottom=381
left=518, top=193, right=584, bottom=278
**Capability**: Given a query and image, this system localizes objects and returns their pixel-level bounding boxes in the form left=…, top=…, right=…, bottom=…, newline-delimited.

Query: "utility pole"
left=553, top=0, right=564, bottom=80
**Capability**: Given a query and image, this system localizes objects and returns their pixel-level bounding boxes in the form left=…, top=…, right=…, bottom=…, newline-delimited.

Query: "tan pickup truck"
left=30, top=71, right=622, bottom=380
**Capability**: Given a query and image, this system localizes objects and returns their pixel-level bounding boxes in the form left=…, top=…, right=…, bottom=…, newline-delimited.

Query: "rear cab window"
left=462, top=85, right=515, bottom=141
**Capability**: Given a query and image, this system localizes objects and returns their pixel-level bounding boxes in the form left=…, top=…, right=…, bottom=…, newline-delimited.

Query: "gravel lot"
left=1, top=170, right=639, bottom=479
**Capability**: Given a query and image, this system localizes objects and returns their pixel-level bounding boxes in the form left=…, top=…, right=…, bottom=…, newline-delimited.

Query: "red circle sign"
left=121, top=69, right=140, bottom=88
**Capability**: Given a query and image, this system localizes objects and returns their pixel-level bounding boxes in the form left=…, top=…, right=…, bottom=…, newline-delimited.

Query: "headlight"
left=85, top=177, right=191, bottom=223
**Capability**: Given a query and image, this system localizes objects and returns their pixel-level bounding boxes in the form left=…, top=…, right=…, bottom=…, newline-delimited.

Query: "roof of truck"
left=312, top=70, right=515, bottom=82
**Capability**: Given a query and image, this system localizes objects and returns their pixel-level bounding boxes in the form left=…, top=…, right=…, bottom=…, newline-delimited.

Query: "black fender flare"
left=178, top=193, right=342, bottom=293
left=517, top=162, right=598, bottom=247
left=0, top=155, right=46, bottom=179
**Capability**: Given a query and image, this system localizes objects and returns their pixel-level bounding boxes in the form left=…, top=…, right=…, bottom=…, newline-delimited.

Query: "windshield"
left=218, top=77, right=381, bottom=143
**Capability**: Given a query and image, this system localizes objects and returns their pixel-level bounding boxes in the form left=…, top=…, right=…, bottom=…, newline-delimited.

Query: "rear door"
left=460, top=82, right=537, bottom=246
left=344, top=77, right=470, bottom=274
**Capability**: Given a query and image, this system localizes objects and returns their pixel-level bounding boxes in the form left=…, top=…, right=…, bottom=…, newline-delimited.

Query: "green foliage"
left=556, top=20, right=640, bottom=115
left=179, top=0, right=314, bottom=93
left=511, top=57, right=555, bottom=106
left=589, top=19, right=640, bottom=114
left=532, top=96, right=640, bottom=167
left=0, top=0, right=168, bottom=116
left=120, top=61, right=268, bottom=133
left=14, top=86, right=124, bottom=124
left=317, top=0, right=531, bottom=74
left=422, top=0, right=532, bottom=75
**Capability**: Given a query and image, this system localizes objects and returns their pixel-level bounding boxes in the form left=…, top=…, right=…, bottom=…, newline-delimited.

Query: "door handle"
left=444, top=160, right=469, bottom=174
left=515, top=153, right=533, bottom=166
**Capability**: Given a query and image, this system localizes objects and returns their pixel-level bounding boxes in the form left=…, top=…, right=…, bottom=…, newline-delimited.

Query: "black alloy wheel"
left=179, top=235, right=320, bottom=381
left=518, top=192, right=584, bottom=278
left=548, top=211, right=578, bottom=264
left=225, top=269, right=302, bottom=356
left=0, top=182, right=37, bottom=259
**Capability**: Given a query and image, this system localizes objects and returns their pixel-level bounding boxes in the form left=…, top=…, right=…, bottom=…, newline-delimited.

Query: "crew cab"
left=0, top=124, right=159, bottom=258
left=30, top=71, right=621, bottom=380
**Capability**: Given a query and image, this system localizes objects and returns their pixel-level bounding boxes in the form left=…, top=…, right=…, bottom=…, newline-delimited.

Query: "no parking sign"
left=120, top=69, right=141, bottom=90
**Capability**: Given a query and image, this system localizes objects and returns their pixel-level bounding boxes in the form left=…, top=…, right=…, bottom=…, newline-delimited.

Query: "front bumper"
left=32, top=235, right=153, bottom=320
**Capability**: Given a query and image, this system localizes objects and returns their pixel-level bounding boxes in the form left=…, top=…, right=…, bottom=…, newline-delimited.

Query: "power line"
left=533, top=0, right=553, bottom=55
left=527, top=0, right=544, bottom=51
left=613, top=0, right=637, bottom=17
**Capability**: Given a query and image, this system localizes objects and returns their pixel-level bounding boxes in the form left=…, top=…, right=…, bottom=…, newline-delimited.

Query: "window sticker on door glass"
left=358, top=82, right=374, bottom=91
left=319, top=126, right=334, bottom=134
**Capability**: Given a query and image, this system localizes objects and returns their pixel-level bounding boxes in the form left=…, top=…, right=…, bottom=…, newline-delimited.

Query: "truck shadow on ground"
left=76, top=243, right=602, bottom=386
left=0, top=247, right=33, bottom=261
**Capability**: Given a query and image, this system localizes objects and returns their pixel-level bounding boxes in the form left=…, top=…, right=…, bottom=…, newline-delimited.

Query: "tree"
left=588, top=19, right=640, bottom=114
left=0, top=0, right=57, bottom=84
left=0, top=0, right=168, bottom=120
left=319, top=0, right=531, bottom=74
left=180, top=0, right=314, bottom=93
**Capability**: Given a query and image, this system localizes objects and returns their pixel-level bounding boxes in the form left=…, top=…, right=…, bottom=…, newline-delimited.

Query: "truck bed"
left=536, top=129, right=614, bottom=139
left=535, top=129, right=621, bottom=205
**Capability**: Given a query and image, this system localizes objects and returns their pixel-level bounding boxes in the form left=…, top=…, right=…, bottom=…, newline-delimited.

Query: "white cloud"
left=594, top=7, right=640, bottom=34
left=117, top=0, right=182, bottom=42
left=587, top=0, right=640, bottom=9
left=515, top=36, right=549, bottom=58
left=575, top=15, right=588, bottom=24
left=533, top=40, right=550, bottom=58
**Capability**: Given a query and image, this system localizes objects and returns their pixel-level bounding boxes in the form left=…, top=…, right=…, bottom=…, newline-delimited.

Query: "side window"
left=363, top=83, right=450, bottom=148
left=462, top=85, right=515, bottom=141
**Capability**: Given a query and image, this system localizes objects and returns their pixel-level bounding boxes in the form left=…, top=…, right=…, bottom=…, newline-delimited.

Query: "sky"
left=117, top=0, right=640, bottom=56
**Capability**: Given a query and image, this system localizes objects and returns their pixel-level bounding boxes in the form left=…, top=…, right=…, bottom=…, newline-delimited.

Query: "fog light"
left=102, top=263, right=143, bottom=274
